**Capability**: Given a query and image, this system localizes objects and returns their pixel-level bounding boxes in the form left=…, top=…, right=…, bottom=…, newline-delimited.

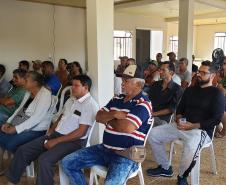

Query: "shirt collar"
left=76, top=92, right=91, bottom=103
left=160, top=80, right=174, bottom=89
left=124, top=91, right=143, bottom=103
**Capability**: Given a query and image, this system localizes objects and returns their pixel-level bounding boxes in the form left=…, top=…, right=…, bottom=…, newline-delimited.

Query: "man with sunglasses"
left=147, top=61, right=224, bottom=185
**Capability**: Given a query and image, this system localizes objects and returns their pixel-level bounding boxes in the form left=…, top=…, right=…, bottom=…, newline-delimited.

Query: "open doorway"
left=136, top=29, right=163, bottom=69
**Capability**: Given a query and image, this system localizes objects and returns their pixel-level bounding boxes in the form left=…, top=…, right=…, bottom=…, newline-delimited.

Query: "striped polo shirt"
left=102, top=92, right=152, bottom=150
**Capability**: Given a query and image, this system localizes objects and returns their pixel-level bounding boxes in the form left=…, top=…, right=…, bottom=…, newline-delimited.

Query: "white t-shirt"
left=172, top=74, right=181, bottom=86
left=55, top=93, right=99, bottom=139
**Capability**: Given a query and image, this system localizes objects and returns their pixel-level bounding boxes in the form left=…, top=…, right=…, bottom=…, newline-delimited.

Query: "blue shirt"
left=102, top=92, right=152, bottom=150
left=44, top=74, right=61, bottom=95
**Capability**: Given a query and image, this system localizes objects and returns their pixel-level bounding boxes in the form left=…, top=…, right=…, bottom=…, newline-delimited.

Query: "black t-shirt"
left=147, top=80, right=183, bottom=122
left=176, top=86, right=224, bottom=138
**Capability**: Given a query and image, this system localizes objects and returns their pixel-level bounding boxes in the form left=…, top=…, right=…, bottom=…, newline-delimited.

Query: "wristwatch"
left=44, top=139, right=48, bottom=144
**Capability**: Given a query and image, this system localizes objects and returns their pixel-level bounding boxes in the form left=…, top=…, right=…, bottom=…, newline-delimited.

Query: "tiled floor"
left=0, top=136, right=225, bottom=185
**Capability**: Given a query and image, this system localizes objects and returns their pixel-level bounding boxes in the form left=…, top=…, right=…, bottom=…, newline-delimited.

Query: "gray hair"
left=131, top=78, right=145, bottom=89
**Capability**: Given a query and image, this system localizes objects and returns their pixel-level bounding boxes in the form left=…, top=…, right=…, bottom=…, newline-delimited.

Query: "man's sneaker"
left=177, top=175, right=188, bottom=185
left=146, top=165, right=173, bottom=177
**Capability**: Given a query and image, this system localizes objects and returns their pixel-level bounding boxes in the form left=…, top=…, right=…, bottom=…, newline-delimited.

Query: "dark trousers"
left=5, top=132, right=85, bottom=185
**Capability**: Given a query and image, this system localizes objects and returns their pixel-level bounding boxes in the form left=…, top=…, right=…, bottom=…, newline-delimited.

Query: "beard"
left=197, top=77, right=210, bottom=86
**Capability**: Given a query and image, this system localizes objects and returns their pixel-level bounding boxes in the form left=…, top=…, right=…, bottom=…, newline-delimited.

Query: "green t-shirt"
left=221, top=77, right=226, bottom=88
left=0, top=87, right=26, bottom=116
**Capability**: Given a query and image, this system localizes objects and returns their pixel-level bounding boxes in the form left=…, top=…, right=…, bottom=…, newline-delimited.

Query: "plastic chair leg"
left=138, top=168, right=145, bottom=185
left=26, top=162, right=35, bottom=178
left=59, top=165, right=70, bottom=185
left=209, top=144, right=217, bottom=175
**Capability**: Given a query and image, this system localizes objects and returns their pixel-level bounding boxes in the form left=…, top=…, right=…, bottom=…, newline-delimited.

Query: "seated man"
left=0, top=69, right=27, bottom=124
left=61, top=65, right=152, bottom=185
left=41, top=61, right=61, bottom=95
left=0, top=64, right=11, bottom=98
left=18, top=60, right=29, bottom=72
left=147, top=61, right=224, bottom=185
left=147, top=62, right=183, bottom=126
left=115, top=56, right=128, bottom=76
left=32, top=60, right=42, bottom=74
left=144, top=60, right=159, bottom=87
left=5, top=75, right=98, bottom=185
left=177, top=58, right=192, bottom=89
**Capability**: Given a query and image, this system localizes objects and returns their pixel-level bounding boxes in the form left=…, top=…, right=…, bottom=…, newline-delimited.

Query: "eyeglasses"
left=197, top=70, right=211, bottom=76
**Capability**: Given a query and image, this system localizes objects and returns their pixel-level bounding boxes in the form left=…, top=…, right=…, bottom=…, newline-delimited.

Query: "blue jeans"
left=61, top=144, right=139, bottom=185
left=0, top=130, right=46, bottom=153
left=0, top=112, right=9, bottom=125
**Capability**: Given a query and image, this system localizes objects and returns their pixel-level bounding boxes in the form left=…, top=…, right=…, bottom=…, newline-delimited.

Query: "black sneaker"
left=146, top=165, right=173, bottom=177
left=177, top=175, right=188, bottom=185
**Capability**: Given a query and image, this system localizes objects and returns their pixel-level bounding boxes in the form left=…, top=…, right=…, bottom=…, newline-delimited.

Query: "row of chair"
left=3, top=86, right=218, bottom=185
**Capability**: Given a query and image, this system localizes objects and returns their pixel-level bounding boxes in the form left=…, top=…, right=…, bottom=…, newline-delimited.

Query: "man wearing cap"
left=115, top=56, right=129, bottom=76
left=177, top=58, right=192, bottom=89
left=146, top=61, right=183, bottom=126
left=61, top=65, right=152, bottom=185
left=32, top=60, right=42, bottom=74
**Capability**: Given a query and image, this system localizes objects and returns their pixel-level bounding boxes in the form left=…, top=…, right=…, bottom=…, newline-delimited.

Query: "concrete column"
left=86, top=0, right=114, bottom=106
left=86, top=0, right=114, bottom=143
left=178, top=0, right=194, bottom=71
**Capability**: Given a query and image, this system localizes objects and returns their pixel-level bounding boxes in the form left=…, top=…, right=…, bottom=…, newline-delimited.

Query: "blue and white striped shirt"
left=102, top=92, right=152, bottom=150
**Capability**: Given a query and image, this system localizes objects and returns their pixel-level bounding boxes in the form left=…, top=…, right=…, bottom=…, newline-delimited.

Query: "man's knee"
left=4, top=142, right=17, bottom=153
left=38, top=153, right=52, bottom=168
left=148, top=127, right=162, bottom=143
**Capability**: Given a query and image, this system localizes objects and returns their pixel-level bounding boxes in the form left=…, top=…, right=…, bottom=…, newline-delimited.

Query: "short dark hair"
left=161, top=61, right=175, bottom=72
left=0, top=64, right=6, bottom=76
left=179, top=57, right=189, bottom=65
left=42, top=61, right=54, bottom=69
left=27, top=71, right=45, bottom=87
left=72, top=61, right=83, bottom=74
left=19, top=60, right=29, bottom=68
left=192, top=64, right=198, bottom=73
left=60, top=59, right=68, bottom=65
left=13, top=69, right=27, bottom=78
left=73, top=74, right=92, bottom=91
left=201, top=60, right=217, bottom=73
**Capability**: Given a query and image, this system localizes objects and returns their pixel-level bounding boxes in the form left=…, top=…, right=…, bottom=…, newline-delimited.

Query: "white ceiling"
left=115, top=0, right=226, bottom=25
left=116, top=0, right=223, bottom=18
left=18, top=0, right=226, bottom=25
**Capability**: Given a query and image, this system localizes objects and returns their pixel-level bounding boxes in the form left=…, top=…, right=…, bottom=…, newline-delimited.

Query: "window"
left=214, top=32, right=226, bottom=53
left=169, top=35, right=178, bottom=55
left=114, top=31, right=132, bottom=60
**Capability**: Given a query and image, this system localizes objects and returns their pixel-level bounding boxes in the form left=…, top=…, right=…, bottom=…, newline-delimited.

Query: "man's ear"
left=210, top=73, right=216, bottom=80
left=169, top=71, right=174, bottom=76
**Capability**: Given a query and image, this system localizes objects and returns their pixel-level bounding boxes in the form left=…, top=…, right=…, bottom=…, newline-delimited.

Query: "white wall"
left=114, top=12, right=167, bottom=59
left=166, top=22, right=226, bottom=61
left=0, top=0, right=86, bottom=80
left=195, top=24, right=226, bottom=60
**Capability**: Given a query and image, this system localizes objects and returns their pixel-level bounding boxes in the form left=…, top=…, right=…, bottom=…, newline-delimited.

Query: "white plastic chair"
left=26, top=95, right=59, bottom=177
left=0, top=92, right=31, bottom=169
left=56, top=84, right=63, bottom=97
left=59, top=121, right=101, bottom=185
left=53, top=86, right=72, bottom=122
left=7, top=91, right=30, bottom=123
left=58, top=86, right=72, bottom=114
left=89, top=118, right=154, bottom=185
left=168, top=127, right=217, bottom=185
